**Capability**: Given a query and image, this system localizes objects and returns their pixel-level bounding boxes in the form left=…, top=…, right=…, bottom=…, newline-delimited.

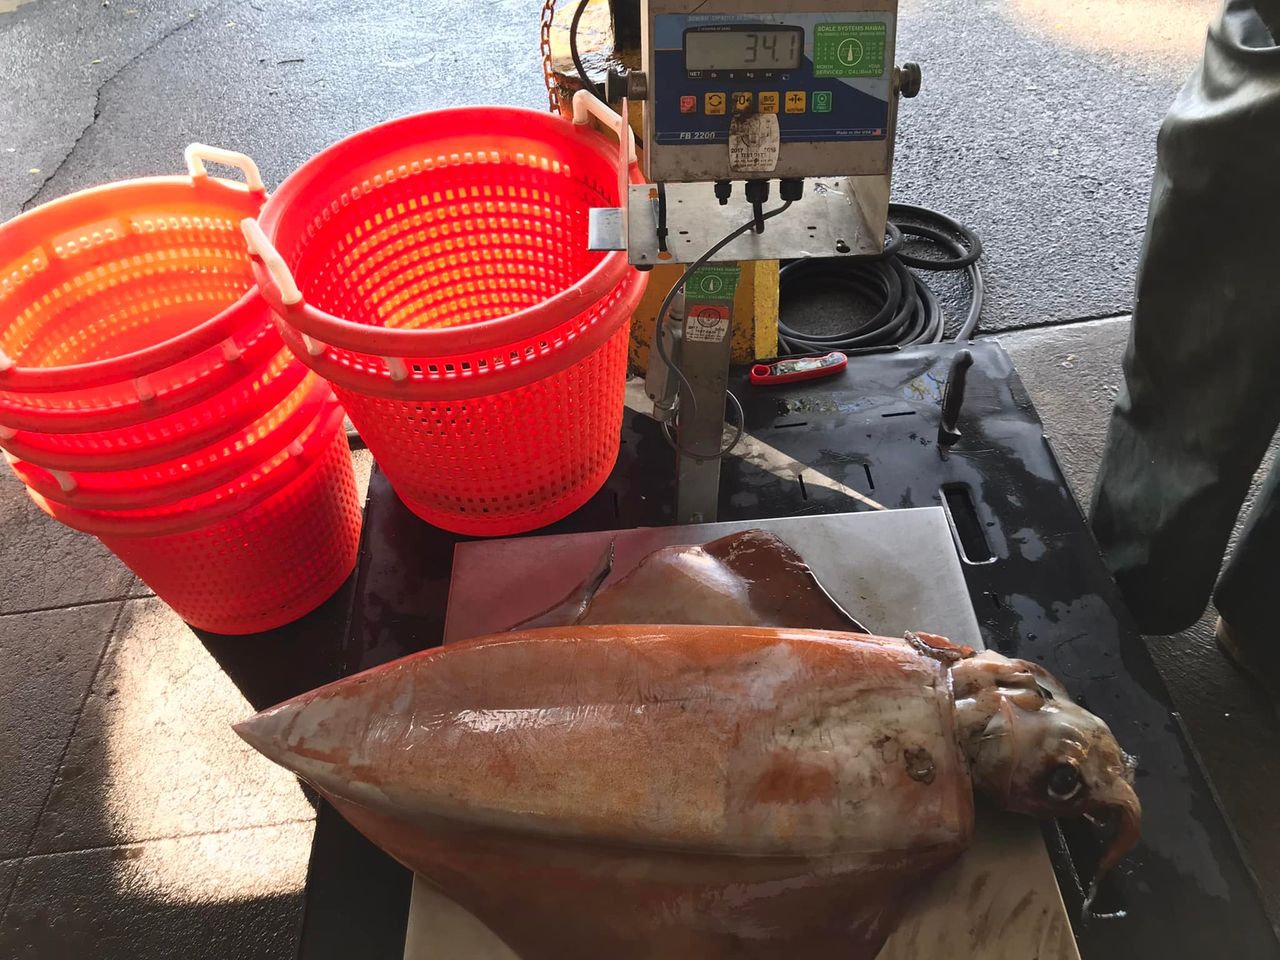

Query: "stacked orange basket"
left=0, top=147, right=361, bottom=634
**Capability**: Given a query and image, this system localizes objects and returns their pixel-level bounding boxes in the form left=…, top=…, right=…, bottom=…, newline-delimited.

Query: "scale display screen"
left=684, top=26, right=804, bottom=73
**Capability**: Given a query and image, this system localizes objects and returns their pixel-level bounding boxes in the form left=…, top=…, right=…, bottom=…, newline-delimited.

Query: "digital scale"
left=583, top=0, right=920, bottom=525
left=643, top=1, right=900, bottom=181
left=591, top=0, right=915, bottom=267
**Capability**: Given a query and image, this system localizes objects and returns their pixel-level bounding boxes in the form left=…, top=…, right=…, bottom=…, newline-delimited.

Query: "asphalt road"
left=2, top=0, right=1217, bottom=332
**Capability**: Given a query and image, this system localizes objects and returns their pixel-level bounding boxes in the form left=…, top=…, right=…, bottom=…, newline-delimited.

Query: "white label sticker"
left=728, top=113, right=780, bottom=173
left=685, top=304, right=731, bottom=343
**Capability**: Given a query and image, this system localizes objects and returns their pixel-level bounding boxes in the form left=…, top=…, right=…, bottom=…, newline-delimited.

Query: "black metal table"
left=228, top=340, right=1277, bottom=960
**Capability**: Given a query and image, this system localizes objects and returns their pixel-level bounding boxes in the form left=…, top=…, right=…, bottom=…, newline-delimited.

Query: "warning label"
left=685, top=303, right=730, bottom=343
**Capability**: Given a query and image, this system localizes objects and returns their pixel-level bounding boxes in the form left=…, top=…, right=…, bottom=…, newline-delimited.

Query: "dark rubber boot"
left=1089, top=0, right=1280, bottom=635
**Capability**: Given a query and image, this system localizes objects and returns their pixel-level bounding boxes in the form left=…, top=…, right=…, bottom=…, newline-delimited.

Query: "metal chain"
left=540, top=0, right=560, bottom=112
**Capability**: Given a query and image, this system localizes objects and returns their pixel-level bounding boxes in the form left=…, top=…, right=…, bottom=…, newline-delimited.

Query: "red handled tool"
left=750, top=351, right=848, bottom=387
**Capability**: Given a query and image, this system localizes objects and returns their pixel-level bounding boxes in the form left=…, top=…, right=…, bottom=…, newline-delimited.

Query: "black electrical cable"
left=777, top=203, right=985, bottom=354
left=657, top=200, right=795, bottom=461
left=662, top=390, right=746, bottom=463
left=569, top=0, right=598, bottom=99
left=891, top=204, right=983, bottom=270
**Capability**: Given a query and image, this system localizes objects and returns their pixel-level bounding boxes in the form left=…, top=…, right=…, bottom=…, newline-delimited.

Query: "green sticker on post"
left=685, top=264, right=741, bottom=305
left=813, top=22, right=887, bottom=78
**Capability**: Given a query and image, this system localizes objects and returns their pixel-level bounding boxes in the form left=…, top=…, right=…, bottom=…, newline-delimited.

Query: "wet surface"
left=0, top=0, right=1265, bottom=954
left=0, top=0, right=549, bottom=220
left=721, top=343, right=1279, bottom=956
left=7, top=322, right=1273, bottom=956
left=0, top=603, right=120, bottom=859
left=1002, top=319, right=1280, bottom=927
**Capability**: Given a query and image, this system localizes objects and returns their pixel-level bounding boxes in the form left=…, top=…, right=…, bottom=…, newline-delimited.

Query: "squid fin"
left=509, top=539, right=616, bottom=630
left=701, top=529, right=873, bottom=634
left=813, top=577, right=871, bottom=635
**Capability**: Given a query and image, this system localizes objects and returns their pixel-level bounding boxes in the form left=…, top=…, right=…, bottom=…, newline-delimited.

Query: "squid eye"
left=1047, top=763, right=1083, bottom=800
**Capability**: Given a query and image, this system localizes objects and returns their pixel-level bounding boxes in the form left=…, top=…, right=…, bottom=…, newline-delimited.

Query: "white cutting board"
left=404, top=508, right=1079, bottom=960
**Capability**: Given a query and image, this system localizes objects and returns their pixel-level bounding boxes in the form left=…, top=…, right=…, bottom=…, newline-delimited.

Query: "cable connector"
left=744, top=180, right=771, bottom=233
left=743, top=180, right=771, bottom=204
left=779, top=178, right=804, bottom=202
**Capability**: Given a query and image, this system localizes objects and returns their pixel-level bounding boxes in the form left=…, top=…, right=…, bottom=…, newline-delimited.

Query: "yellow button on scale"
left=758, top=91, right=780, bottom=113
left=705, top=92, right=727, bottom=115
left=785, top=91, right=807, bottom=113
left=731, top=91, right=753, bottom=112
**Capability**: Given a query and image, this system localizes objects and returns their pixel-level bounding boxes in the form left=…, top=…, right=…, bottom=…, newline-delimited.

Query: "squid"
left=236, top=531, right=1140, bottom=959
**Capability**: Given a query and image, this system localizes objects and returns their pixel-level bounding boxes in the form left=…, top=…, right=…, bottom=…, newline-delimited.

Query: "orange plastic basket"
left=245, top=99, right=648, bottom=536
left=0, top=147, right=282, bottom=436
left=30, top=403, right=361, bottom=634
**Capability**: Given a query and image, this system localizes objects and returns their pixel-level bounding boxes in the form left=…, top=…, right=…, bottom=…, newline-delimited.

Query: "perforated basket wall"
left=95, top=428, right=361, bottom=635
left=12, top=373, right=331, bottom=510
left=334, top=320, right=630, bottom=534
left=1, top=346, right=307, bottom=471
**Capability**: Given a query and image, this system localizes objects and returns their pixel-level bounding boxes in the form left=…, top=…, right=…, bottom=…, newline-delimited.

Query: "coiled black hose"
left=777, top=203, right=985, bottom=354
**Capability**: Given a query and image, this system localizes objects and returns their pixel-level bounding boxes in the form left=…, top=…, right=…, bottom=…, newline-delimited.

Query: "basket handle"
left=571, top=90, right=637, bottom=165
left=240, top=218, right=303, bottom=306
left=185, top=143, right=267, bottom=194
left=242, top=220, right=414, bottom=379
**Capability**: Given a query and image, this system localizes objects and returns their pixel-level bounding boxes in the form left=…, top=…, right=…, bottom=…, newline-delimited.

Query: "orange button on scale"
left=785, top=91, right=807, bottom=113
left=731, top=92, right=753, bottom=112
left=705, top=92, right=727, bottom=115
left=759, top=92, right=780, bottom=113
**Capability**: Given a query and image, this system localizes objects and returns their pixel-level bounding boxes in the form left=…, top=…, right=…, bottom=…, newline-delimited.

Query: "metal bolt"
left=897, top=62, right=922, bottom=99
left=604, top=69, right=628, bottom=102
